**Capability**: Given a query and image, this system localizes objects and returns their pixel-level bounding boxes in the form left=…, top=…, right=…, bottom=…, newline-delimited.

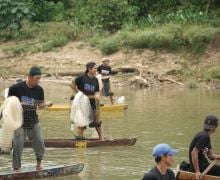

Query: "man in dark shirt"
left=142, top=143, right=178, bottom=180
left=189, top=115, right=220, bottom=179
left=71, top=62, right=103, bottom=140
left=97, top=58, right=114, bottom=104
left=8, top=67, right=53, bottom=171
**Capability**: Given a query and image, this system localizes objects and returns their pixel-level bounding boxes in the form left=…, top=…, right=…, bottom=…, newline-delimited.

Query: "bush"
left=183, top=25, right=218, bottom=53
left=100, top=39, right=119, bottom=55
left=70, top=0, right=137, bottom=32
left=42, top=35, right=68, bottom=52
left=211, top=67, right=220, bottom=79
left=0, top=0, right=33, bottom=37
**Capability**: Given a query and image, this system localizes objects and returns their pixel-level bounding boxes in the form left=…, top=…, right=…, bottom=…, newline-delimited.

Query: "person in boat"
left=189, top=115, right=220, bottom=179
left=8, top=67, right=53, bottom=171
left=142, top=143, right=178, bottom=180
left=97, top=58, right=114, bottom=104
left=71, top=61, right=103, bottom=140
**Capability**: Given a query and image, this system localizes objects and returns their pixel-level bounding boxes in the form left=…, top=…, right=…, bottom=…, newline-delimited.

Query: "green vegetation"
left=0, top=0, right=220, bottom=55
left=211, top=67, right=220, bottom=79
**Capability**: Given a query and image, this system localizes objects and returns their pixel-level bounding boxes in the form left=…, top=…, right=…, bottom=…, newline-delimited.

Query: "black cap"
left=85, top=62, right=96, bottom=73
left=29, top=66, right=41, bottom=76
left=204, top=115, right=219, bottom=129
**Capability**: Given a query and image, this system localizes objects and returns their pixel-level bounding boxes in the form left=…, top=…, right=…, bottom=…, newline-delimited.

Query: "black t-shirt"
left=8, top=81, right=44, bottom=129
left=97, top=65, right=111, bottom=81
left=189, top=130, right=211, bottom=170
left=75, top=74, right=99, bottom=109
left=142, top=167, right=175, bottom=180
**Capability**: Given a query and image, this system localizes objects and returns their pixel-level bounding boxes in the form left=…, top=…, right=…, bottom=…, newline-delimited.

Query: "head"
left=85, top=62, right=97, bottom=76
left=102, top=58, right=110, bottom=66
left=204, top=115, right=219, bottom=132
left=152, top=143, right=178, bottom=167
left=27, top=66, right=41, bottom=87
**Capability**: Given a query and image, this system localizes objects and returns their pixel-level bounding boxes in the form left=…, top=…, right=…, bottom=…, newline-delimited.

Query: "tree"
left=0, top=0, right=33, bottom=34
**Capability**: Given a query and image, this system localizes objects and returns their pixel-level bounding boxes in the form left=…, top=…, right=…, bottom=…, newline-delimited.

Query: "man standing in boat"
left=8, top=67, right=53, bottom=171
left=142, top=143, right=178, bottom=180
left=71, top=61, right=103, bottom=140
left=97, top=58, right=114, bottom=104
left=189, top=115, right=220, bottom=179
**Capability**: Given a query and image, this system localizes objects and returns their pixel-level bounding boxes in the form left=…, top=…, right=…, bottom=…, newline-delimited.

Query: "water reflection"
left=0, top=82, right=220, bottom=180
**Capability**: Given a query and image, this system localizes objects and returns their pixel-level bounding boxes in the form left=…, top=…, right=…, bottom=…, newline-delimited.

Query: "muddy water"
left=0, top=82, right=220, bottom=180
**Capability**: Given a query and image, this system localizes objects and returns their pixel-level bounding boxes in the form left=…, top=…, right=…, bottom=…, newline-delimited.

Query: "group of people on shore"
left=0, top=61, right=219, bottom=180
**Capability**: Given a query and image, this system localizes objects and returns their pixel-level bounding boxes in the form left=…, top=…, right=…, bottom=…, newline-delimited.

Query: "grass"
left=211, top=67, right=220, bottom=79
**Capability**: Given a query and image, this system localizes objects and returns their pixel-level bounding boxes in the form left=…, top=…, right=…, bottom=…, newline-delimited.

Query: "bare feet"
left=13, top=167, right=20, bottom=172
left=36, top=161, right=42, bottom=171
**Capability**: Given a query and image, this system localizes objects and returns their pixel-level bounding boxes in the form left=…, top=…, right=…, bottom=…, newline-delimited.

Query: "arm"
left=191, top=147, right=201, bottom=179
left=208, top=149, right=220, bottom=160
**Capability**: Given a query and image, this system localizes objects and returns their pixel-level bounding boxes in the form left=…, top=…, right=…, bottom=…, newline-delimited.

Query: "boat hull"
left=45, top=104, right=128, bottom=112
left=176, top=170, right=220, bottom=180
left=0, top=163, right=84, bottom=179
left=24, top=138, right=137, bottom=148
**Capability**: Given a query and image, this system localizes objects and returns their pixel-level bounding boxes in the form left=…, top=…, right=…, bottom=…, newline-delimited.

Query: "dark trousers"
left=200, top=163, right=220, bottom=176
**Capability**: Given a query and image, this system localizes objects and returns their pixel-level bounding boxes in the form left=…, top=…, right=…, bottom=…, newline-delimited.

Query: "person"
left=97, top=58, right=114, bottom=104
left=71, top=61, right=103, bottom=140
left=8, top=67, right=53, bottom=171
left=189, top=115, right=220, bottom=179
left=142, top=143, right=178, bottom=180
left=1, top=79, right=23, bottom=100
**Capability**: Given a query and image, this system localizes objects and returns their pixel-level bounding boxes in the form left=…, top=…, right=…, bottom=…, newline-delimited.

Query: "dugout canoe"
left=45, top=103, right=128, bottom=112
left=176, top=170, right=220, bottom=180
left=24, top=138, right=137, bottom=148
left=0, top=163, right=84, bottom=179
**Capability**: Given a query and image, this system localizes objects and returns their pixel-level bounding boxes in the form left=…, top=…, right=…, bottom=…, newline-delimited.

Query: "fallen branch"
left=159, top=77, right=183, bottom=86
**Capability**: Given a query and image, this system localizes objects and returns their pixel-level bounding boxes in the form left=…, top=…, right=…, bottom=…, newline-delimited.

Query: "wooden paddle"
left=201, top=159, right=219, bottom=177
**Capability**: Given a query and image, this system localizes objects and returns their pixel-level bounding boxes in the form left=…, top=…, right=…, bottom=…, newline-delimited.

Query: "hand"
left=195, top=172, right=201, bottom=180
left=94, top=94, right=100, bottom=100
left=46, top=101, right=53, bottom=107
left=215, top=155, right=220, bottom=160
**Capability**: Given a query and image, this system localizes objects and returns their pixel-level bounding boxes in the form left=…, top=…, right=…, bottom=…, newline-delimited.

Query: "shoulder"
left=196, top=131, right=209, bottom=139
left=75, top=74, right=84, bottom=82
left=142, top=168, right=158, bottom=180
left=167, top=169, right=175, bottom=178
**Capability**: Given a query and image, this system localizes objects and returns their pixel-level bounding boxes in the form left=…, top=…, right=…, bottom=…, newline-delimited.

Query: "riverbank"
left=0, top=38, right=220, bottom=89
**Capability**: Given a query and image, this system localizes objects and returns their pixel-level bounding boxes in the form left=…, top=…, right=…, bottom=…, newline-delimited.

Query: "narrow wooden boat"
left=0, top=163, right=84, bottom=179
left=176, top=170, right=220, bottom=180
left=45, top=103, right=128, bottom=112
left=24, top=138, right=137, bottom=148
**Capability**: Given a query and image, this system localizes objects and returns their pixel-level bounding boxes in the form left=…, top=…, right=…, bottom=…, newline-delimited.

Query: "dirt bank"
left=0, top=40, right=220, bottom=88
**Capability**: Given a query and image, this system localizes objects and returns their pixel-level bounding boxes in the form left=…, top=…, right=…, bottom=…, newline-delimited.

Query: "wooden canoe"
left=24, top=138, right=137, bottom=148
left=0, top=163, right=84, bottom=179
left=45, top=103, right=128, bottom=112
left=176, top=170, right=220, bottom=180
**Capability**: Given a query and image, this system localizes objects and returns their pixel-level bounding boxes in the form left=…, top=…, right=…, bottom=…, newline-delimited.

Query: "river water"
left=0, top=82, right=220, bottom=180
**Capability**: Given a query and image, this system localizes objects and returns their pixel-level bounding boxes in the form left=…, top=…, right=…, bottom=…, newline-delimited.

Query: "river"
left=0, top=82, right=220, bottom=180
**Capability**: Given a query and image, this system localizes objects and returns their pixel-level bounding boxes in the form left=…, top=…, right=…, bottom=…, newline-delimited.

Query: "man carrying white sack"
left=70, top=62, right=103, bottom=140
left=8, top=67, right=53, bottom=171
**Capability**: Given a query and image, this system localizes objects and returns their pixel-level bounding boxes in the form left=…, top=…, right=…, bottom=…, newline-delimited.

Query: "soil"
left=0, top=39, right=220, bottom=88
